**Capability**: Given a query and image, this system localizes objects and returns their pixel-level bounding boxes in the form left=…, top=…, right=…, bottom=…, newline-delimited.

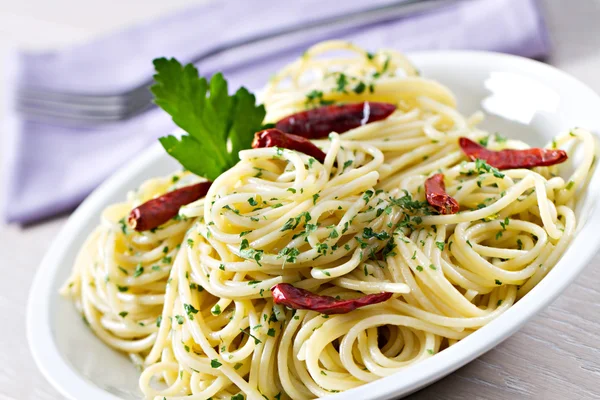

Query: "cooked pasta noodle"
left=61, top=40, right=595, bottom=400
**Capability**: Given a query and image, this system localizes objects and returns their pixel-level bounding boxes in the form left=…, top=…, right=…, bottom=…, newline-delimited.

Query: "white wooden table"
left=1, top=1, right=599, bottom=399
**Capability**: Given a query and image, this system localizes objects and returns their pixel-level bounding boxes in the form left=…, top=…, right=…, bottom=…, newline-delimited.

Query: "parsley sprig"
left=151, top=58, right=266, bottom=180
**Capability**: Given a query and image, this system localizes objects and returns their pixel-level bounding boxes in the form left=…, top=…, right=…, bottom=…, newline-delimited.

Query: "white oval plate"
left=27, top=51, right=600, bottom=400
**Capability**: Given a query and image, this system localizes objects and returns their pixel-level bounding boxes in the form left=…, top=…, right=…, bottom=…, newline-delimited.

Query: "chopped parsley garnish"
left=435, top=241, right=445, bottom=251
left=239, top=328, right=262, bottom=344
left=239, top=239, right=264, bottom=266
left=335, top=73, right=349, bottom=93
left=494, top=132, right=507, bottom=143
left=281, top=211, right=311, bottom=232
left=278, top=247, right=300, bottom=263
left=184, top=304, right=199, bottom=320
left=353, top=81, right=366, bottom=94
left=118, top=218, right=128, bottom=235
left=248, top=197, right=258, bottom=206
left=389, top=191, right=431, bottom=214
left=175, top=315, right=184, bottom=324
left=305, top=89, right=334, bottom=107
left=362, top=227, right=390, bottom=241
left=152, top=58, right=265, bottom=180
left=118, top=311, right=128, bottom=318
left=210, top=359, right=222, bottom=368
left=566, top=180, right=575, bottom=190
left=133, top=264, right=144, bottom=278
left=475, top=158, right=504, bottom=179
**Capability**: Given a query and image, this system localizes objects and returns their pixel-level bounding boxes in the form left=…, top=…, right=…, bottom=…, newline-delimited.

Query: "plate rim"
left=27, top=50, right=600, bottom=400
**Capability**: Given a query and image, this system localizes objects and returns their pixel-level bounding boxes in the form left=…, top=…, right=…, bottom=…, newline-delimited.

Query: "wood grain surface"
left=0, top=1, right=599, bottom=399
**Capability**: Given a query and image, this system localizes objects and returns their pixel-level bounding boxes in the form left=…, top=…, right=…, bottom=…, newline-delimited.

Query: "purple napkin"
left=3, top=0, right=549, bottom=224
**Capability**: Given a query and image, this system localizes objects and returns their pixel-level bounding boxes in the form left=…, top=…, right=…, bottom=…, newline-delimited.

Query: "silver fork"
left=16, top=0, right=456, bottom=124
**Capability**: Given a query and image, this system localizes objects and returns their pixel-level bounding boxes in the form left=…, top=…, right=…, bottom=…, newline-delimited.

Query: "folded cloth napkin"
left=3, top=0, right=549, bottom=224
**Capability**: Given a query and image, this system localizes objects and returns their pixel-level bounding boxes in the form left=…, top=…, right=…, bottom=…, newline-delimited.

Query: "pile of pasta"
left=61, top=41, right=595, bottom=400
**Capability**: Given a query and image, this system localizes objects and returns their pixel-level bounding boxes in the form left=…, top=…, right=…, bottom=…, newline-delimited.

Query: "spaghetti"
left=61, top=40, right=595, bottom=400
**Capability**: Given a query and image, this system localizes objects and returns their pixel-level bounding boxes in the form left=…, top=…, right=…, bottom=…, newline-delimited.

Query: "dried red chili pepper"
left=271, top=283, right=392, bottom=315
left=459, top=137, right=568, bottom=169
left=252, top=128, right=327, bottom=163
left=275, top=102, right=396, bottom=139
left=128, top=181, right=212, bottom=231
left=425, top=173, right=459, bottom=215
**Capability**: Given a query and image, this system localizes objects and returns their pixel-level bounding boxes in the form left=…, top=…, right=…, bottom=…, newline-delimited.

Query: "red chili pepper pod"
left=459, top=137, right=568, bottom=169
left=275, top=102, right=396, bottom=139
left=252, top=128, right=327, bottom=163
left=271, top=283, right=392, bottom=315
left=128, top=181, right=212, bottom=231
left=424, top=173, right=459, bottom=215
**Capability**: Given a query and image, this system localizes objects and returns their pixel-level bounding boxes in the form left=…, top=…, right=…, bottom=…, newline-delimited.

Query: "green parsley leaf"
left=152, top=59, right=265, bottom=180
left=566, top=180, right=575, bottom=190
left=184, top=304, right=199, bottom=319
left=133, top=264, right=144, bottom=278
left=516, top=238, right=523, bottom=250
left=210, top=359, right=222, bottom=368
left=353, top=81, right=366, bottom=94
left=118, top=218, right=128, bottom=235
left=335, top=73, right=348, bottom=93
